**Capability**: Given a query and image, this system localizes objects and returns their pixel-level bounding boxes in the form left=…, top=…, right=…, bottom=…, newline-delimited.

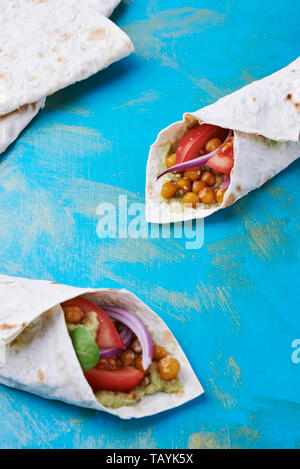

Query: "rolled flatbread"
left=0, top=0, right=131, bottom=155
left=146, top=57, right=300, bottom=223
left=0, top=275, right=203, bottom=419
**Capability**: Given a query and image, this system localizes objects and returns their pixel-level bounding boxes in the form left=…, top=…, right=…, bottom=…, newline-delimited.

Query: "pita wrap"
left=0, top=0, right=128, bottom=155
left=146, top=57, right=300, bottom=223
left=0, top=275, right=203, bottom=419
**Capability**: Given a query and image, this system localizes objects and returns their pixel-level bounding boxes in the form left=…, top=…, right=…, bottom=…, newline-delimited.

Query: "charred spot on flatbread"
left=236, top=185, right=242, bottom=192
left=223, top=193, right=236, bottom=207
left=147, top=182, right=154, bottom=196
left=0, top=323, right=17, bottom=330
left=88, top=28, right=107, bottom=41
left=285, top=93, right=300, bottom=111
left=62, top=33, right=72, bottom=41
left=37, top=369, right=45, bottom=383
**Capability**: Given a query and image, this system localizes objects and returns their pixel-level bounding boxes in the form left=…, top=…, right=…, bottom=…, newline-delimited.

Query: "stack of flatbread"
left=0, top=0, right=132, bottom=155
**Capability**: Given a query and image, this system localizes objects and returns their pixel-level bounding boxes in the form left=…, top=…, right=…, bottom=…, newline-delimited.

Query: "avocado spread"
left=67, top=311, right=98, bottom=340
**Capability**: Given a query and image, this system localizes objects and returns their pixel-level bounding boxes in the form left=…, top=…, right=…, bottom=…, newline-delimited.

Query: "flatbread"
left=0, top=98, right=45, bottom=154
left=0, top=0, right=133, bottom=115
left=0, top=0, right=128, bottom=154
left=0, top=275, right=203, bottom=419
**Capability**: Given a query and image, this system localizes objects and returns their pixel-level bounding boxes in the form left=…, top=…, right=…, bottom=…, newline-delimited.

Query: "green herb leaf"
left=70, top=326, right=99, bottom=372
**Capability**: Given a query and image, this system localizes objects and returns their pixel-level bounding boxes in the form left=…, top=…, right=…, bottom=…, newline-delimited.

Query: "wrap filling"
left=157, top=122, right=234, bottom=208
left=61, top=296, right=182, bottom=408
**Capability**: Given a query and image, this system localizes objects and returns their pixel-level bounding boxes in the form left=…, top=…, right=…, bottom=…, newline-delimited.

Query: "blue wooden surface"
left=0, top=0, right=299, bottom=449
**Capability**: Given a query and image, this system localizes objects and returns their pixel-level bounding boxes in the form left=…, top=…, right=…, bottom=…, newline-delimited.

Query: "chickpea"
left=198, top=187, right=216, bottom=204
left=220, top=138, right=234, bottom=154
left=153, top=345, right=167, bottom=361
left=157, top=357, right=180, bottom=381
left=205, top=137, right=222, bottom=153
left=201, top=171, right=216, bottom=187
left=182, top=192, right=199, bottom=208
left=142, top=375, right=151, bottom=387
left=63, top=306, right=84, bottom=324
left=216, top=188, right=226, bottom=204
left=211, top=169, right=223, bottom=176
left=161, top=181, right=177, bottom=199
left=183, top=167, right=201, bottom=181
left=119, top=349, right=136, bottom=366
left=192, top=180, right=207, bottom=194
left=166, top=153, right=176, bottom=168
left=135, top=355, right=150, bottom=373
left=177, top=177, right=191, bottom=194
left=98, top=358, right=122, bottom=370
left=131, top=339, right=142, bottom=354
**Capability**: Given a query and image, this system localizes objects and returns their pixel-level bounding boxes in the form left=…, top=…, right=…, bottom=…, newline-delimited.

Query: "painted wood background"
left=0, top=0, right=299, bottom=449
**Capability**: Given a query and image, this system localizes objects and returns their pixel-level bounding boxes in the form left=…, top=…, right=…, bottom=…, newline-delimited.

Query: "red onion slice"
left=157, top=130, right=233, bottom=180
left=100, top=326, right=133, bottom=358
left=221, top=175, right=231, bottom=190
left=100, top=306, right=153, bottom=370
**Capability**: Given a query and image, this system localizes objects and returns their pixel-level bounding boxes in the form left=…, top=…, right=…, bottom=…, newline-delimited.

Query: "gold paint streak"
left=227, top=356, right=241, bottom=387
left=263, top=184, right=293, bottom=209
left=235, top=206, right=291, bottom=262
left=188, top=430, right=227, bottom=449
left=124, top=8, right=225, bottom=98
left=113, top=90, right=159, bottom=110
left=188, top=425, right=261, bottom=449
left=208, top=378, right=237, bottom=410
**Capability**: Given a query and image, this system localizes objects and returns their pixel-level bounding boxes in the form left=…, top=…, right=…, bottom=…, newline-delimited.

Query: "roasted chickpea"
left=166, top=153, right=176, bottom=168
left=198, top=187, right=216, bottom=204
left=98, top=358, right=122, bottom=370
left=177, top=177, right=191, bottom=193
left=192, top=180, right=207, bottom=194
left=161, top=181, right=177, bottom=199
left=216, top=188, right=226, bottom=204
left=205, top=137, right=222, bottom=153
left=220, top=138, right=234, bottom=154
left=211, top=169, right=223, bottom=176
left=119, top=349, right=136, bottom=366
left=131, top=339, right=142, bottom=354
left=182, top=192, right=199, bottom=207
left=141, top=375, right=151, bottom=387
left=153, top=345, right=167, bottom=361
left=135, top=355, right=150, bottom=373
left=63, top=306, right=84, bottom=324
left=157, top=357, right=180, bottom=381
left=183, top=167, right=201, bottom=181
left=201, top=171, right=216, bottom=187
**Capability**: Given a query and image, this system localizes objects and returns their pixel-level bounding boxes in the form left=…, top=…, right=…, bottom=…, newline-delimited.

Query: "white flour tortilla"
left=0, top=98, right=45, bottom=154
left=0, top=0, right=133, bottom=116
left=0, top=275, right=203, bottom=419
left=146, top=57, right=300, bottom=223
left=0, top=0, right=126, bottom=155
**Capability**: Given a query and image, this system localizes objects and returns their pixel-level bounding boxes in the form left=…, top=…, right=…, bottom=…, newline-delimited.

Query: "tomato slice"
left=206, top=137, right=234, bottom=175
left=84, top=366, right=144, bottom=392
left=62, top=296, right=125, bottom=349
left=176, top=123, right=223, bottom=164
